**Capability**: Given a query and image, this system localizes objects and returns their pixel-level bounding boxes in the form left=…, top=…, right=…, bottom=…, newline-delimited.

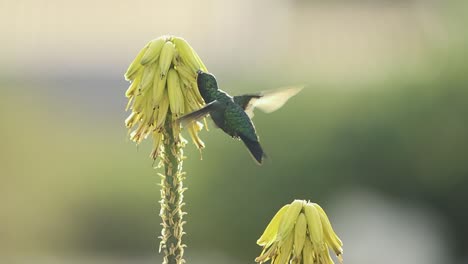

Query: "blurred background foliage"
left=1, top=0, right=468, bottom=263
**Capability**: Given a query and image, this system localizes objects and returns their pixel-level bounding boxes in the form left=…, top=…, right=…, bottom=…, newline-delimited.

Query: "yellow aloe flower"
left=124, top=35, right=209, bottom=159
left=256, top=200, right=343, bottom=264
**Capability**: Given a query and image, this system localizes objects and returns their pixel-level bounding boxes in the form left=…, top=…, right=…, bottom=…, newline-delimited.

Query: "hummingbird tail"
left=240, top=135, right=266, bottom=165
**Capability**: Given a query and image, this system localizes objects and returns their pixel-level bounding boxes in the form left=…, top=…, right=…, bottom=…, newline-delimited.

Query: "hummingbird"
left=178, top=71, right=302, bottom=164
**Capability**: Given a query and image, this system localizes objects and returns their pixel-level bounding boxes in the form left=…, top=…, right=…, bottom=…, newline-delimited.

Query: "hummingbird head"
left=197, top=70, right=218, bottom=100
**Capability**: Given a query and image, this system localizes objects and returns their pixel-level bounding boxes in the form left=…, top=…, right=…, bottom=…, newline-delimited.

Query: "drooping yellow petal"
left=140, top=63, right=157, bottom=93
left=132, top=92, right=146, bottom=113
left=125, top=112, right=139, bottom=128
left=303, top=239, right=315, bottom=264
left=312, top=203, right=343, bottom=257
left=172, top=37, right=202, bottom=72
left=184, top=84, right=203, bottom=112
left=175, top=64, right=196, bottom=84
left=156, top=90, right=170, bottom=130
left=275, top=233, right=294, bottom=264
left=188, top=122, right=205, bottom=149
left=125, top=69, right=143, bottom=98
left=277, top=200, right=304, bottom=240
left=141, top=38, right=166, bottom=65
left=125, top=43, right=149, bottom=81
left=152, top=64, right=166, bottom=107
left=159, top=41, right=175, bottom=78
left=318, top=246, right=335, bottom=264
left=257, top=204, right=290, bottom=246
left=189, top=80, right=205, bottom=105
left=255, top=243, right=278, bottom=264
left=304, top=202, right=324, bottom=246
left=150, top=131, right=163, bottom=159
left=167, top=69, right=185, bottom=116
left=293, top=213, right=307, bottom=258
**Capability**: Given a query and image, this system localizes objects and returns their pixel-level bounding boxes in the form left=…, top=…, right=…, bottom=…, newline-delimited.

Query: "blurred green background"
left=1, top=0, right=468, bottom=263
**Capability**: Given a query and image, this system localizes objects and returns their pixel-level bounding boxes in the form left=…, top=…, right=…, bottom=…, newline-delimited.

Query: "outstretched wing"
left=176, top=100, right=222, bottom=127
left=233, top=85, right=303, bottom=118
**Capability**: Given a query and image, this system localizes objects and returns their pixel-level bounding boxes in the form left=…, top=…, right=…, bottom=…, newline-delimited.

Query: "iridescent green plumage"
left=178, top=71, right=302, bottom=164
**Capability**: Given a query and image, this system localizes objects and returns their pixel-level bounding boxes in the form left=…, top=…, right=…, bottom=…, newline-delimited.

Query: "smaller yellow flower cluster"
left=256, top=200, right=343, bottom=264
left=124, top=36, right=208, bottom=159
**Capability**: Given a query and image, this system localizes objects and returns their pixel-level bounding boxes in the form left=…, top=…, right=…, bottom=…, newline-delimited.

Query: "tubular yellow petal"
left=129, top=130, right=138, bottom=142
left=189, top=80, right=205, bottom=105
left=135, top=91, right=152, bottom=127
left=304, top=203, right=324, bottom=246
left=275, top=233, right=294, bottom=264
left=312, top=203, right=343, bottom=257
left=156, top=91, right=170, bottom=129
left=277, top=200, right=304, bottom=240
left=125, top=112, right=138, bottom=128
left=175, top=64, right=196, bottom=84
left=125, top=96, right=134, bottom=112
left=337, top=254, right=344, bottom=264
left=257, top=204, right=290, bottom=246
left=303, top=239, right=315, bottom=264
left=167, top=69, right=185, bottom=116
left=172, top=37, right=201, bottom=72
left=159, top=41, right=176, bottom=78
left=188, top=122, right=204, bottom=149
left=150, top=131, right=163, bottom=159
left=293, top=213, right=307, bottom=258
left=125, top=69, right=143, bottom=98
left=172, top=49, right=181, bottom=66
left=140, top=38, right=165, bottom=65
left=144, top=89, right=154, bottom=120
left=184, top=85, right=202, bottom=111
left=152, top=64, right=166, bottom=107
left=132, top=92, right=146, bottom=113
left=131, top=123, right=147, bottom=143
left=151, top=108, right=159, bottom=127
left=139, top=63, right=157, bottom=93
left=320, top=247, right=334, bottom=264
left=255, top=243, right=278, bottom=263
left=124, top=44, right=149, bottom=81
left=203, top=117, right=209, bottom=131
left=184, top=83, right=202, bottom=108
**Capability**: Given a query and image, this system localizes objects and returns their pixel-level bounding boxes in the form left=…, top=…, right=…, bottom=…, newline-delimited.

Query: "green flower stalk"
left=124, top=35, right=208, bottom=264
left=256, top=200, right=343, bottom=264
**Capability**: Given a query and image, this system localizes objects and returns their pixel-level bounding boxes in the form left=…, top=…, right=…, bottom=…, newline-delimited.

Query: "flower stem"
left=159, top=116, right=186, bottom=264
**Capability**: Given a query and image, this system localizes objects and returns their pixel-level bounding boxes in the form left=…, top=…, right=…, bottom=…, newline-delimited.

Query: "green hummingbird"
left=178, top=71, right=302, bottom=164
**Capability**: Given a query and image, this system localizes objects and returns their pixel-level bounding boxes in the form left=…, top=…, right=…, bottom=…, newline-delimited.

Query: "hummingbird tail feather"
left=240, top=135, right=265, bottom=164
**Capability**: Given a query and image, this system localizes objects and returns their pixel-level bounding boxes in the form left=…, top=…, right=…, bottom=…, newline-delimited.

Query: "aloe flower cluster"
left=256, top=200, right=343, bottom=264
left=124, top=35, right=208, bottom=159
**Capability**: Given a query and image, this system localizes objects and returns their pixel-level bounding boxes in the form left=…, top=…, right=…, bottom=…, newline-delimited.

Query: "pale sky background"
left=1, top=0, right=454, bottom=84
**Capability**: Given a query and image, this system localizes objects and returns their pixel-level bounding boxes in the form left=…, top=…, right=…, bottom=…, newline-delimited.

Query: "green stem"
left=159, top=118, right=186, bottom=264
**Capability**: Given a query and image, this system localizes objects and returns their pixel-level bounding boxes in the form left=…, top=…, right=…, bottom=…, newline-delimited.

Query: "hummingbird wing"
left=176, top=100, right=223, bottom=127
left=233, top=85, right=303, bottom=118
